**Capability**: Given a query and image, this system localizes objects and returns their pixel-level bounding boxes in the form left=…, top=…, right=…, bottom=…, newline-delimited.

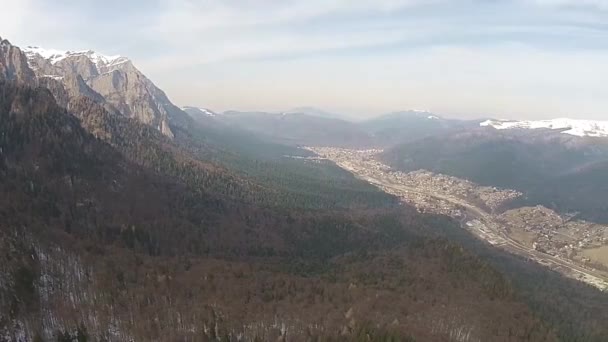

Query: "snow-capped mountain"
left=23, top=46, right=129, bottom=69
left=182, top=106, right=217, bottom=117
left=286, top=107, right=348, bottom=120
left=480, top=118, right=608, bottom=137
left=21, top=45, right=194, bottom=138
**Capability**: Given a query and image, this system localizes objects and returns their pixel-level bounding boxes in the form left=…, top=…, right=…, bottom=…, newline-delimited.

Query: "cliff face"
left=85, top=60, right=177, bottom=137
left=0, top=37, right=37, bottom=86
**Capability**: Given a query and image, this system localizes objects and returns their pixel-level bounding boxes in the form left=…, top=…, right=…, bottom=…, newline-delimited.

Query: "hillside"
left=360, top=110, right=482, bottom=147
left=207, top=109, right=480, bottom=149
left=381, top=128, right=608, bottom=222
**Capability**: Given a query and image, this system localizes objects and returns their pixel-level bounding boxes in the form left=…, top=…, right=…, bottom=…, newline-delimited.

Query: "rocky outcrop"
left=22, top=46, right=187, bottom=138
left=38, top=73, right=109, bottom=111
left=0, top=37, right=37, bottom=86
left=85, top=60, right=176, bottom=137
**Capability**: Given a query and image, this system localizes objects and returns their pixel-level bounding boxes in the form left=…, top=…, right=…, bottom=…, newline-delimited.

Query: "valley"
left=309, top=147, right=608, bottom=291
left=3, top=31, right=608, bottom=341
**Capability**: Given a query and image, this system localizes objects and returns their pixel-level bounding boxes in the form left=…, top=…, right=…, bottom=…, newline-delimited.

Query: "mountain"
left=202, top=109, right=483, bottom=149
left=360, top=110, right=481, bottom=147
left=381, top=128, right=608, bottom=222
left=515, top=159, right=608, bottom=223
left=180, top=106, right=220, bottom=130
left=182, top=106, right=218, bottom=119
left=22, top=46, right=191, bottom=138
left=286, top=106, right=347, bottom=120
left=481, top=118, right=608, bottom=137
left=216, top=110, right=374, bottom=147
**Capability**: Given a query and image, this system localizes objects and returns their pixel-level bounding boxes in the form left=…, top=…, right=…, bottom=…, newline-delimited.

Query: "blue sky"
left=2, top=0, right=608, bottom=119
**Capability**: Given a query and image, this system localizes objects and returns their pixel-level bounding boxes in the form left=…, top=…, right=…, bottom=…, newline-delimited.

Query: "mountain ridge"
left=182, top=106, right=218, bottom=118
left=381, top=128, right=608, bottom=222
left=213, top=110, right=374, bottom=148
left=481, top=118, right=608, bottom=137
left=20, top=44, right=195, bottom=138
left=23, top=46, right=128, bottom=70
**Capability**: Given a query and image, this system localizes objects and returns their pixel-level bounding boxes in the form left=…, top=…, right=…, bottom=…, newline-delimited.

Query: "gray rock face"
left=0, top=37, right=37, bottom=86
left=38, top=73, right=117, bottom=117
left=22, top=47, right=181, bottom=138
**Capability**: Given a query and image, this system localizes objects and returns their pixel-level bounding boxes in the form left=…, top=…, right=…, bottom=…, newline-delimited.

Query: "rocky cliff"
left=22, top=46, right=188, bottom=138
left=0, top=37, right=37, bottom=86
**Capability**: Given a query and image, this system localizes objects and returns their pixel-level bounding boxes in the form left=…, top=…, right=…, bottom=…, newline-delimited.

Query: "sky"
left=1, top=0, right=608, bottom=120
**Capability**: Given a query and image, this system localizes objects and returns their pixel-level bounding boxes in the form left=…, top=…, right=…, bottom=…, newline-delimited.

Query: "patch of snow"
left=22, top=46, right=128, bottom=69
left=183, top=107, right=217, bottom=117
left=480, top=118, right=608, bottom=137
left=41, top=74, right=63, bottom=81
left=22, top=46, right=68, bottom=64
left=400, top=109, right=441, bottom=119
left=200, top=108, right=217, bottom=117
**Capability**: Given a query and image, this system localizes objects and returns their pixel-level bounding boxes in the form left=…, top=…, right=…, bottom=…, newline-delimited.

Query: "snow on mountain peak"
left=480, top=118, right=608, bottom=137
left=22, top=46, right=67, bottom=64
left=23, top=46, right=128, bottom=68
left=199, top=108, right=216, bottom=117
left=81, top=50, right=127, bottom=67
left=182, top=107, right=217, bottom=117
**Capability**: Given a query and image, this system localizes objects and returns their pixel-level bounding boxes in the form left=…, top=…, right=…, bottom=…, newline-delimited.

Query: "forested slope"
left=381, top=129, right=608, bottom=222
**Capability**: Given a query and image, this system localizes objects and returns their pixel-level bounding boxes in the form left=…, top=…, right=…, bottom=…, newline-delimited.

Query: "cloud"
left=144, top=0, right=440, bottom=47
left=137, top=0, right=608, bottom=65
left=151, top=0, right=438, bottom=30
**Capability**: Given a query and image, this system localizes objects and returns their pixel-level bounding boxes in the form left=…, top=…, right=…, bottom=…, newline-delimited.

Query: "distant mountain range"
left=182, top=106, right=217, bottom=118
left=359, top=110, right=483, bottom=146
left=7, top=39, right=608, bottom=144
left=285, top=106, right=348, bottom=120
left=183, top=106, right=608, bottom=149
left=208, top=110, right=375, bottom=148
left=178, top=109, right=470, bottom=148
